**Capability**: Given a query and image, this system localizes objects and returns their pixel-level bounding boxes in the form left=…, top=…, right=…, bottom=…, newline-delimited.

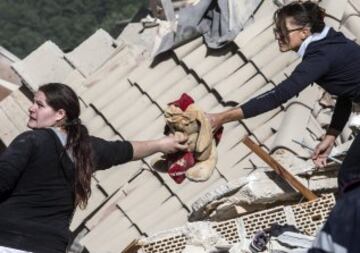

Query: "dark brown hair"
left=39, top=83, right=93, bottom=209
left=274, top=1, right=326, bottom=42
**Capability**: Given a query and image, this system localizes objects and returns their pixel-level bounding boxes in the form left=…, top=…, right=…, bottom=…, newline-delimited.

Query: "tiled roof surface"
left=0, top=46, right=21, bottom=85
left=0, top=0, right=359, bottom=252
left=0, top=46, right=22, bottom=101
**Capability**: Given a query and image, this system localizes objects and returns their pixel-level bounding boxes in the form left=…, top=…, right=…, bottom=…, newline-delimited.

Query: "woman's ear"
left=302, top=27, right=311, bottom=40
left=55, top=108, right=66, bottom=122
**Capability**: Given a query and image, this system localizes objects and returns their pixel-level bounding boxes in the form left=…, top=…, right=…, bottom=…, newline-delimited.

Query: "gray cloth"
left=0, top=246, right=32, bottom=253
left=153, top=0, right=262, bottom=56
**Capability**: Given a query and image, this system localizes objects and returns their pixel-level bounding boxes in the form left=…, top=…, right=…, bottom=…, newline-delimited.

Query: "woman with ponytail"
left=207, top=1, right=360, bottom=252
left=0, top=83, right=187, bottom=253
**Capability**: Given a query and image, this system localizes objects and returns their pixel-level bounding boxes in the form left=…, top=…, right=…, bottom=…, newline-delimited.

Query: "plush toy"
left=152, top=93, right=222, bottom=183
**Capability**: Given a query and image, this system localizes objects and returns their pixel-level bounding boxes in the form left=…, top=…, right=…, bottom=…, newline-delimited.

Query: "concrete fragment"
left=191, top=165, right=338, bottom=221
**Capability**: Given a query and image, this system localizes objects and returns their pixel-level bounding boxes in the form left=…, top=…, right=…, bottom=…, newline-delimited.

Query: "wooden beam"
left=122, top=240, right=142, bottom=253
left=243, top=137, right=317, bottom=201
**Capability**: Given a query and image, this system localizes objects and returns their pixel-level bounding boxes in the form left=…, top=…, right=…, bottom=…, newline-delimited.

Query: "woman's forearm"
left=209, top=107, right=244, bottom=130
left=220, top=107, right=244, bottom=124
left=131, top=134, right=188, bottom=160
left=131, top=140, right=162, bottom=160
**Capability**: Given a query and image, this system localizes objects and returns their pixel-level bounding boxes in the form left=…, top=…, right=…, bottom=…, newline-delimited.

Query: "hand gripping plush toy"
left=152, top=93, right=223, bottom=183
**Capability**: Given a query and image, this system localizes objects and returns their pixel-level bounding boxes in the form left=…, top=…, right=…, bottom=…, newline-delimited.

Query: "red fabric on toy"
left=165, top=93, right=223, bottom=184
left=168, top=93, right=194, bottom=111
left=214, top=126, right=223, bottom=145
left=167, top=152, right=196, bottom=184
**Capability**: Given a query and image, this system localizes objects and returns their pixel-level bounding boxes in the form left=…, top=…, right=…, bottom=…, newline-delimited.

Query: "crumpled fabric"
left=151, top=0, right=262, bottom=57
left=152, top=93, right=223, bottom=183
left=182, top=221, right=231, bottom=253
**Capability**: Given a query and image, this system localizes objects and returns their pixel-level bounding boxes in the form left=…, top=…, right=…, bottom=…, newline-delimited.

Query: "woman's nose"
left=274, top=32, right=282, bottom=41
left=28, top=103, right=35, bottom=112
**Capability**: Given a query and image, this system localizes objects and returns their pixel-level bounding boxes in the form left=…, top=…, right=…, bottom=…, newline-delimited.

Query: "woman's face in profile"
left=27, top=91, right=65, bottom=129
left=274, top=17, right=310, bottom=52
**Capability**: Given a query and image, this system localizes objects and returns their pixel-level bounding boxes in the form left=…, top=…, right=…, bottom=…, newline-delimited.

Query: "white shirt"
left=297, top=26, right=330, bottom=58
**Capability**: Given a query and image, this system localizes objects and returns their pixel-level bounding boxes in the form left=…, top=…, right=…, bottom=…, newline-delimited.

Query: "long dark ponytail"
left=39, top=83, right=93, bottom=209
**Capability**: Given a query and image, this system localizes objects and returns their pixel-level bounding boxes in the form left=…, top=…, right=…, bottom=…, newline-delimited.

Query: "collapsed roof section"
left=137, top=194, right=335, bottom=253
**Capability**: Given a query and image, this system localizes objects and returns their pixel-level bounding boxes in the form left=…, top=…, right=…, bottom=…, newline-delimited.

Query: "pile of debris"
left=132, top=194, right=334, bottom=253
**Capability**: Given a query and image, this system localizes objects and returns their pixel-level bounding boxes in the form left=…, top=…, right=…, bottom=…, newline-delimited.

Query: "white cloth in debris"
left=0, top=246, right=32, bottom=253
left=182, top=222, right=229, bottom=252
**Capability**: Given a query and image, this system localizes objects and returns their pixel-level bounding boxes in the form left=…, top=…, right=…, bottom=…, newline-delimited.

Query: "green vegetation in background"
left=0, top=0, right=147, bottom=58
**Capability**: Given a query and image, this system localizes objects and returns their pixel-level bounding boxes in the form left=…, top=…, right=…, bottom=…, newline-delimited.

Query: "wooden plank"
left=122, top=240, right=142, bottom=253
left=243, top=137, right=317, bottom=201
